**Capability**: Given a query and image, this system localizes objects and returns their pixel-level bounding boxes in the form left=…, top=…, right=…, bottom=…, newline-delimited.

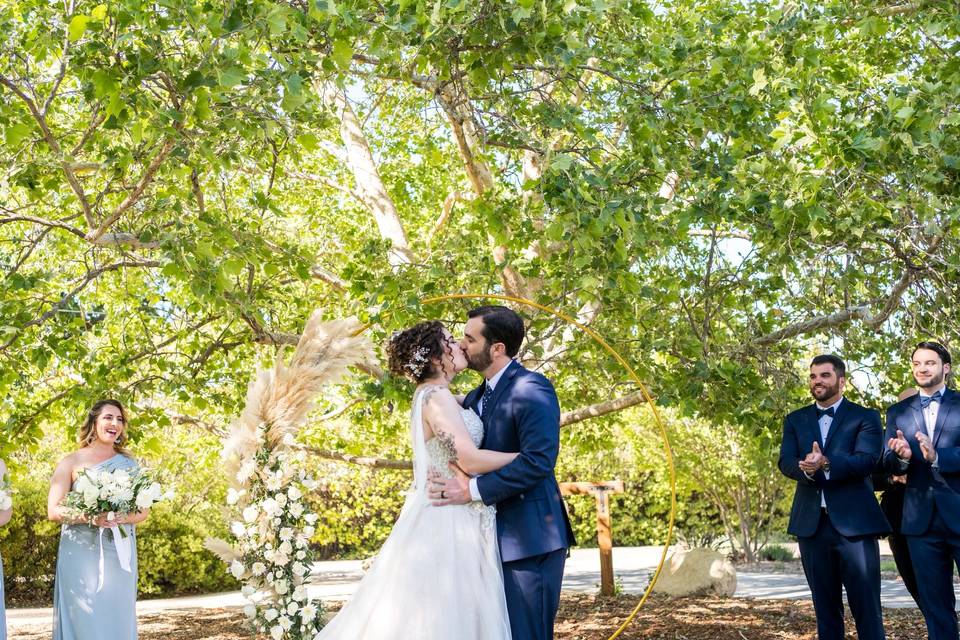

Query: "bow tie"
left=920, top=392, right=943, bottom=409
left=815, top=406, right=835, bottom=419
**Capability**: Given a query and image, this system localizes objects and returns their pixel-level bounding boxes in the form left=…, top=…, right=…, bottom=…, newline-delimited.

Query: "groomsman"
left=884, top=341, right=960, bottom=640
left=874, top=388, right=922, bottom=611
left=779, top=354, right=890, bottom=640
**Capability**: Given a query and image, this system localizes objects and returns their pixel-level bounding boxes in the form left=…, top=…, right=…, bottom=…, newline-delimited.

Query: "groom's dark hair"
left=468, top=306, right=524, bottom=358
left=913, top=341, right=952, bottom=365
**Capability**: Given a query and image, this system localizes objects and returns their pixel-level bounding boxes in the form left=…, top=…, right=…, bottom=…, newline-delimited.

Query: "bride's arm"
left=423, top=390, right=518, bottom=475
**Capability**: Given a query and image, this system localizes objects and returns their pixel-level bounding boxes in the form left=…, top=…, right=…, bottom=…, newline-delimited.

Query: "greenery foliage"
left=1, top=0, right=959, bottom=596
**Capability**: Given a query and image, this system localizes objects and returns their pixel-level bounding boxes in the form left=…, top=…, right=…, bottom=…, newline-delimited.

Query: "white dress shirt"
left=918, top=385, right=945, bottom=466
left=809, top=397, right=843, bottom=508
left=468, top=362, right=511, bottom=502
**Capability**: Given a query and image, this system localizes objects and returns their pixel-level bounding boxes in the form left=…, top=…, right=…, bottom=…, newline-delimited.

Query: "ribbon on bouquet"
left=96, top=524, right=133, bottom=592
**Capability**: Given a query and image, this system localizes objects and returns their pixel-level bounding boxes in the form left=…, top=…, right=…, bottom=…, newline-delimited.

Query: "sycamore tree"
left=1, top=0, right=959, bottom=552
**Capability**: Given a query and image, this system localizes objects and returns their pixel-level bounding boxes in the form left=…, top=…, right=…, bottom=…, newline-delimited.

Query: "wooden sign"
left=560, top=480, right=625, bottom=596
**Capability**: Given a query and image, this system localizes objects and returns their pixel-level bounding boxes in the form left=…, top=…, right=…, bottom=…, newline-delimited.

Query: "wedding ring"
left=440, top=490, right=447, bottom=499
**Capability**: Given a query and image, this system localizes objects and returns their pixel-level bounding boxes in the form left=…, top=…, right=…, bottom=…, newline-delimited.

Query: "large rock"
left=652, top=547, right=737, bottom=597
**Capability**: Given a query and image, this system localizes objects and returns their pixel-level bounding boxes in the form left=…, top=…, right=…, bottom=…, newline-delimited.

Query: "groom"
left=429, top=305, right=576, bottom=640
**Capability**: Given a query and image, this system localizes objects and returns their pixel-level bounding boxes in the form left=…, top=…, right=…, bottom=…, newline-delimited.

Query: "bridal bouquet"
left=0, top=474, right=12, bottom=511
left=63, top=467, right=168, bottom=535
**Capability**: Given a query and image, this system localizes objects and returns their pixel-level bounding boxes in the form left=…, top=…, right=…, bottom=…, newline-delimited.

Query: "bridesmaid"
left=48, top=399, right=150, bottom=640
left=0, top=457, right=11, bottom=640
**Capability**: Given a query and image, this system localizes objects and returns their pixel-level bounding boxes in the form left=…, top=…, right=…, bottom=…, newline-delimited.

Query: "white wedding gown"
left=316, top=385, right=512, bottom=639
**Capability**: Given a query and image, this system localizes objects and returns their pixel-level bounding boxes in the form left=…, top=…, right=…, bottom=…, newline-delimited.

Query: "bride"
left=316, top=320, right=515, bottom=639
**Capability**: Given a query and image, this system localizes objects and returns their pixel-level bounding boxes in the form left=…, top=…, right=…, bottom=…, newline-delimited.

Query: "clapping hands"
left=887, top=429, right=937, bottom=464
left=799, top=441, right=828, bottom=475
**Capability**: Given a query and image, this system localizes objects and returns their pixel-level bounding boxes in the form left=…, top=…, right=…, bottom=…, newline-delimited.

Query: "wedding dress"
left=316, top=385, right=511, bottom=639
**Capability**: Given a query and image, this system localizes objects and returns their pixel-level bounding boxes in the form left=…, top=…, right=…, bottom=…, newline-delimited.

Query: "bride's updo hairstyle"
left=387, top=321, right=451, bottom=383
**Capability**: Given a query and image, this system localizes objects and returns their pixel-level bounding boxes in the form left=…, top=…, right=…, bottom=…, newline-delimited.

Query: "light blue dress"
left=53, top=453, right=138, bottom=640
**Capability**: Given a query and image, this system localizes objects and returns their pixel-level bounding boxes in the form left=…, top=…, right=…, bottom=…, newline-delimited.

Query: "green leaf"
left=332, top=40, right=353, bottom=71
left=90, top=4, right=108, bottom=21
left=297, top=133, right=318, bottom=151
left=68, top=15, right=89, bottom=41
left=4, top=123, right=32, bottom=146
left=222, top=258, right=244, bottom=276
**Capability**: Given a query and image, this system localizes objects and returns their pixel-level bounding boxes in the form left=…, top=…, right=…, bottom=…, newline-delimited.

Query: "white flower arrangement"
left=0, top=473, right=12, bottom=511
left=62, top=467, right=169, bottom=532
left=206, top=312, right=374, bottom=640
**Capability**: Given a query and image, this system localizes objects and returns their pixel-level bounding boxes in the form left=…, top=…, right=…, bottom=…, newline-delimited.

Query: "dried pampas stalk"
left=204, top=537, right=241, bottom=563
left=222, top=312, right=373, bottom=485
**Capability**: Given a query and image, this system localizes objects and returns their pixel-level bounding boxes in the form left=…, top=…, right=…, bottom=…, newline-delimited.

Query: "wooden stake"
left=560, top=480, right=625, bottom=596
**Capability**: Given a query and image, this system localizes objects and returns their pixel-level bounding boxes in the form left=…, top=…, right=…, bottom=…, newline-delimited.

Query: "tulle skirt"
left=316, top=489, right=511, bottom=639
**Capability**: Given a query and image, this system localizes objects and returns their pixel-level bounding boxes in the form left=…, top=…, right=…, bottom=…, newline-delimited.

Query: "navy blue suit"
left=779, top=398, right=889, bottom=640
left=883, top=388, right=960, bottom=640
left=464, top=360, right=575, bottom=640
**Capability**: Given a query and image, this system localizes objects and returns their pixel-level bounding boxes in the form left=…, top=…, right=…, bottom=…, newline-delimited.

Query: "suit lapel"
left=807, top=405, right=824, bottom=450
left=481, top=360, right=520, bottom=426
left=909, top=394, right=925, bottom=437
left=933, top=388, right=957, bottom=448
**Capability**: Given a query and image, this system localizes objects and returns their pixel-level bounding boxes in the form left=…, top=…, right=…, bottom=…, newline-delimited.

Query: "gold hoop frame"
left=420, top=293, right=676, bottom=640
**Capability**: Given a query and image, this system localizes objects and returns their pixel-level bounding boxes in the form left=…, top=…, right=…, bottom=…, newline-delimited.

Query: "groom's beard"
left=915, top=370, right=945, bottom=390
left=466, top=344, right=493, bottom=372
left=810, top=381, right=840, bottom=403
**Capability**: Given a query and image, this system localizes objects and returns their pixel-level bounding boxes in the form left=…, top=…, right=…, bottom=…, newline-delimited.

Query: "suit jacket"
left=778, top=398, right=891, bottom=538
left=465, top=360, right=576, bottom=562
left=883, top=387, right=960, bottom=535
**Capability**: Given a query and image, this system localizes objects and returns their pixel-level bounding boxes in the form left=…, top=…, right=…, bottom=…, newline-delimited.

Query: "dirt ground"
left=10, top=594, right=931, bottom=640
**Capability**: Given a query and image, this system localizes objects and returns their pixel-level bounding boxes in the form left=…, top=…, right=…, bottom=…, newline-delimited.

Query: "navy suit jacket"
left=883, top=387, right=960, bottom=535
left=465, top=360, right=576, bottom=563
left=778, top=399, right=890, bottom=538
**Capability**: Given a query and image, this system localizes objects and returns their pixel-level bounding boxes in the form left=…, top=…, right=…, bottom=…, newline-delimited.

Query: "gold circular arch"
left=420, top=293, right=676, bottom=640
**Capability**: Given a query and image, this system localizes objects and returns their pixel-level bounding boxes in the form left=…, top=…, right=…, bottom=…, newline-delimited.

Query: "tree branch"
left=86, top=138, right=177, bottom=243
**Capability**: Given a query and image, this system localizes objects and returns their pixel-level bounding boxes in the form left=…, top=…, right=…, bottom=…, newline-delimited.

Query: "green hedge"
left=0, top=479, right=237, bottom=606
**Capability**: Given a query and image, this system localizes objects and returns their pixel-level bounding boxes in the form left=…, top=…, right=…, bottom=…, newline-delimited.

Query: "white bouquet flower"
left=62, top=467, right=169, bottom=536
left=0, top=474, right=12, bottom=511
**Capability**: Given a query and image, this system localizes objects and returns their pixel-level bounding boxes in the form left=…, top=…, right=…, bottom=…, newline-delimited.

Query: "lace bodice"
left=425, top=408, right=484, bottom=478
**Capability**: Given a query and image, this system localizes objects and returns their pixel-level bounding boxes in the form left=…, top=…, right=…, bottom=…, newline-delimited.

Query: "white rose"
left=289, top=502, right=304, bottom=517
left=261, top=498, right=278, bottom=516
left=275, top=493, right=288, bottom=508
left=242, top=505, right=258, bottom=523
left=303, top=526, right=315, bottom=537
left=243, top=604, right=257, bottom=618
left=251, top=562, right=267, bottom=576
left=296, top=550, right=306, bottom=560
left=273, top=517, right=282, bottom=527
left=226, top=488, right=245, bottom=505
left=275, top=580, right=289, bottom=595
left=264, top=608, right=279, bottom=622
left=231, top=521, right=246, bottom=538
left=272, top=552, right=289, bottom=566
left=230, top=560, right=246, bottom=579
left=279, top=615, right=293, bottom=630
left=293, top=585, right=306, bottom=601
left=287, top=485, right=302, bottom=501
left=266, top=474, right=282, bottom=492
left=270, top=625, right=283, bottom=640
left=292, top=562, right=307, bottom=577
left=286, top=601, right=299, bottom=615
left=279, top=541, right=293, bottom=556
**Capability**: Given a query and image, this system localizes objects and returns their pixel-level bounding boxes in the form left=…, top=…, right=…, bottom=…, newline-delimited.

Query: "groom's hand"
left=427, top=465, right=472, bottom=506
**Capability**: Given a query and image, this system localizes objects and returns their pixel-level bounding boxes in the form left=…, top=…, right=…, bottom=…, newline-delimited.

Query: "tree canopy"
left=1, top=0, right=958, bottom=473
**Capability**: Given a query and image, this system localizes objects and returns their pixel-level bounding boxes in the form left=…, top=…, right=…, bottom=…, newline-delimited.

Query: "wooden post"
left=560, top=480, right=625, bottom=596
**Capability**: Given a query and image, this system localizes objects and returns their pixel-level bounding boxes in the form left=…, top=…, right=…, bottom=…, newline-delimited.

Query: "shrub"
left=759, top=543, right=795, bottom=562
